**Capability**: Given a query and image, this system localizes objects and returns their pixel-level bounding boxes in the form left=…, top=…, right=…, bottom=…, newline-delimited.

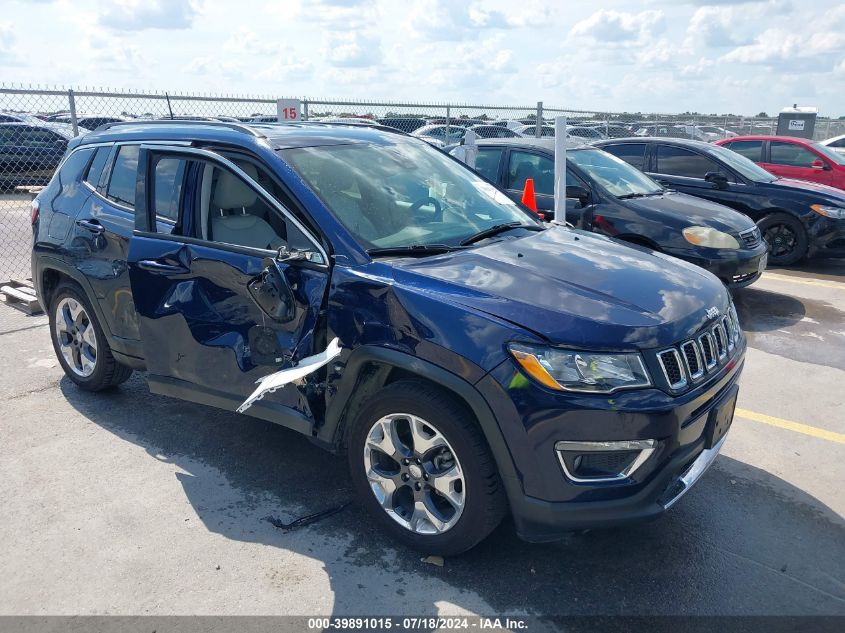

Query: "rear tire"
left=758, top=213, right=807, bottom=266
left=48, top=282, right=133, bottom=391
left=348, top=381, right=507, bottom=556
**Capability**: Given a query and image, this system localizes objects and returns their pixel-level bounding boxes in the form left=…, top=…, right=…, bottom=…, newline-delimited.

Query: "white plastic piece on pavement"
left=237, top=337, right=342, bottom=414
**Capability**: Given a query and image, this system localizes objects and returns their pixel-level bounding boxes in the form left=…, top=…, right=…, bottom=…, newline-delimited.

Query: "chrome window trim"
left=681, top=340, right=704, bottom=380
left=554, top=439, right=657, bottom=483
left=657, top=348, right=687, bottom=390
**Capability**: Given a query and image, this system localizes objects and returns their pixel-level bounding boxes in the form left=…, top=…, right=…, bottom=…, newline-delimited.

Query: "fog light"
left=555, top=440, right=657, bottom=483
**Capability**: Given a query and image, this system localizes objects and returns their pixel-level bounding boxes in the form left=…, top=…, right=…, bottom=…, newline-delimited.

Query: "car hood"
left=764, top=177, right=845, bottom=201
left=391, top=226, right=730, bottom=349
left=624, top=191, right=757, bottom=233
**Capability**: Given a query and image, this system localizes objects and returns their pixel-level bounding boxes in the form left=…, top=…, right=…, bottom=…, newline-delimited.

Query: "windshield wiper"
left=618, top=191, right=662, bottom=199
left=367, top=244, right=461, bottom=258
left=459, top=222, right=544, bottom=246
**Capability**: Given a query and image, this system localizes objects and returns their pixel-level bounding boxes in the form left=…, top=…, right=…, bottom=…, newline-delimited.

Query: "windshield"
left=280, top=140, right=538, bottom=250
left=812, top=143, right=845, bottom=166
left=706, top=143, right=777, bottom=182
left=568, top=149, right=663, bottom=197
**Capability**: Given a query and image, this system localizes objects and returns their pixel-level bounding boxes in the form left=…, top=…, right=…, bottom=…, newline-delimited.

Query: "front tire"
left=758, top=212, right=807, bottom=266
left=49, top=282, right=133, bottom=391
left=348, top=381, right=506, bottom=556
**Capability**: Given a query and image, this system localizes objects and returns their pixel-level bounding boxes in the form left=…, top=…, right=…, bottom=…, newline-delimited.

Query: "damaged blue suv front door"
left=126, top=145, right=330, bottom=430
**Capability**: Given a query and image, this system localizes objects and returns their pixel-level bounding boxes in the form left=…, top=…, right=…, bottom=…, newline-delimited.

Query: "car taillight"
left=30, top=198, right=40, bottom=225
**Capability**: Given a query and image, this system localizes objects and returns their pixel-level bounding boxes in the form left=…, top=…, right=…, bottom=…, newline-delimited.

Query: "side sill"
left=147, top=374, right=313, bottom=437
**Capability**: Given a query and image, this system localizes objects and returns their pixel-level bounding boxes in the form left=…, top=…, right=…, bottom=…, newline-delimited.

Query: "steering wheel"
left=409, top=196, right=443, bottom=222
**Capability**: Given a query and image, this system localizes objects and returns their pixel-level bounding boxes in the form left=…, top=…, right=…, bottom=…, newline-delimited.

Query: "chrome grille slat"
left=713, top=324, right=727, bottom=360
left=657, top=349, right=687, bottom=390
left=699, top=332, right=717, bottom=370
left=722, top=316, right=734, bottom=350
left=681, top=340, right=704, bottom=380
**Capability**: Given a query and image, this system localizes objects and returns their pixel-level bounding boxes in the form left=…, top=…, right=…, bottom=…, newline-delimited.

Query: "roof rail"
left=96, top=119, right=266, bottom=137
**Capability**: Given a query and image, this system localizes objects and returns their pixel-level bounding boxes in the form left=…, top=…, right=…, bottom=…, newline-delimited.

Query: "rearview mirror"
left=704, top=171, right=729, bottom=189
left=566, top=185, right=591, bottom=208
left=811, top=159, right=828, bottom=171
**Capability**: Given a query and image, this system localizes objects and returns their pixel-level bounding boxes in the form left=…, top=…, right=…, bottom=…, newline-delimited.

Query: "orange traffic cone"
left=521, top=178, right=538, bottom=213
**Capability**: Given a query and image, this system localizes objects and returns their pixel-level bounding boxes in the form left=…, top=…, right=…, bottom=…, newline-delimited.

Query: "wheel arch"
left=318, top=345, right=520, bottom=492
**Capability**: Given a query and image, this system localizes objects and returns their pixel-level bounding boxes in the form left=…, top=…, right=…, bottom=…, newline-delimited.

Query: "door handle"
left=137, top=259, right=190, bottom=274
left=76, top=218, right=105, bottom=235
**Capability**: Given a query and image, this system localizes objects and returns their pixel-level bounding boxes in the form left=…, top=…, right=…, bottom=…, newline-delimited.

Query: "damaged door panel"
left=127, top=145, right=331, bottom=431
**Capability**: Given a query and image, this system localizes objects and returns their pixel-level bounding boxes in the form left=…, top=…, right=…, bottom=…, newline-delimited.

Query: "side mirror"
left=811, top=159, right=829, bottom=171
left=566, top=184, right=591, bottom=208
left=248, top=262, right=296, bottom=323
left=704, top=171, right=729, bottom=189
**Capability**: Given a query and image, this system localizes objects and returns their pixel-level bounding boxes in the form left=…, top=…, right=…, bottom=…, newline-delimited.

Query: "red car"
left=715, top=135, right=845, bottom=190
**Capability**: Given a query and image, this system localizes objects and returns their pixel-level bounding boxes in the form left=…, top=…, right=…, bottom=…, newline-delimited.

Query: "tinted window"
left=655, top=145, right=720, bottom=178
left=58, top=148, right=94, bottom=185
left=602, top=143, right=647, bottom=170
left=507, top=150, right=554, bottom=195
left=769, top=141, right=817, bottom=167
left=724, top=140, right=762, bottom=161
left=153, top=157, right=186, bottom=222
left=106, top=145, right=140, bottom=208
left=474, top=148, right=503, bottom=182
left=0, top=127, right=23, bottom=145
left=830, top=138, right=845, bottom=148
left=85, top=147, right=110, bottom=188
left=21, top=128, right=64, bottom=148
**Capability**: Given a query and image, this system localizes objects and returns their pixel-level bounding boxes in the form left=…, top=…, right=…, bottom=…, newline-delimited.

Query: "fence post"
left=303, top=99, right=309, bottom=121
left=68, top=89, right=79, bottom=137
left=536, top=101, right=543, bottom=138
left=445, top=105, right=450, bottom=142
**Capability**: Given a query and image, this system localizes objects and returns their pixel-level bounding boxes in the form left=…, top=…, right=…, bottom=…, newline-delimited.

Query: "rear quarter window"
left=85, top=146, right=111, bottom=189
left=58, top=148, right=95, bottom=186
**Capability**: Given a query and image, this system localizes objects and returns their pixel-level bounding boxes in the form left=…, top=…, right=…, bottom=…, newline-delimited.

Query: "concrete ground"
left=0, top=262, right=843, bottom=617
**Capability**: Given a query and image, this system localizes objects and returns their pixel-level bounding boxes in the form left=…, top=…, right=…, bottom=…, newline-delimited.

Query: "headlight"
left=508, top=343, right=651, bottom=393
left=682, top=226, right=741, bottom=249
left=810, top=204, right=845, bottom=219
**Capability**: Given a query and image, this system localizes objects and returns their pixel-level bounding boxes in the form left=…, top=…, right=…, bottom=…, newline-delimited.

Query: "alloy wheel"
left=54, top=297, right=97, bottom=377
left=763, top=223, right=797, bottom=259
left=363, top=413, right=466, bottom=535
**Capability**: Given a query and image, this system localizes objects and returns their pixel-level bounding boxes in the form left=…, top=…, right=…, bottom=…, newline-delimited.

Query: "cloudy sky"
left=2, top=0, right=844, bottom=116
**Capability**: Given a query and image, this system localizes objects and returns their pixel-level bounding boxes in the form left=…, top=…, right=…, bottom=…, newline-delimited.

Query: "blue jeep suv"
left=31, top=121, right=744, bottom=555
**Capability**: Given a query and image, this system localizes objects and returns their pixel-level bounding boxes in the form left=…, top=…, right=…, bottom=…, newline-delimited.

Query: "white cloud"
left=721, top=28, right=845, bottom=66
left=0, top=22, right=15, bottom=65
left=321, top=31, right=381, bottom=68
left=570, top=9, right=665, bottom=47
left=98, top=0, right=199, bottom=31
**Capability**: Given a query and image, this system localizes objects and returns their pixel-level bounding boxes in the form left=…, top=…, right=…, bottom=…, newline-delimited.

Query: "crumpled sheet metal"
left=237, top=338, right=342, bottom=414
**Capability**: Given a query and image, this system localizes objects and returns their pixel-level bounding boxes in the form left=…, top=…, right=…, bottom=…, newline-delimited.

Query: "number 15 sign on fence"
left=276, top=98, right=301, bottom=121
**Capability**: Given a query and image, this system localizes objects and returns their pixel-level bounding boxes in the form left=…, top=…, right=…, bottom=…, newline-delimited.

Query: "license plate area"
left=705, top=386, right=738, bottom=449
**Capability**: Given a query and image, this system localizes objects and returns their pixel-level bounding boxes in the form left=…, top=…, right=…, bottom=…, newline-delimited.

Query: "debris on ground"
left=422, top=555, right=444, bottom=567
left=263, top=502, right=350, bottom=532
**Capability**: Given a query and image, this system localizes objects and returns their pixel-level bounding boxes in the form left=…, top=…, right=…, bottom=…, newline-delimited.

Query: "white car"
left=820, top=134, right=845, bottom=155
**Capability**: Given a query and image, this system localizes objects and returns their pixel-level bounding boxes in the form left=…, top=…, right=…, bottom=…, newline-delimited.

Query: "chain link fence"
left=3, top=84, right=845, bottom=282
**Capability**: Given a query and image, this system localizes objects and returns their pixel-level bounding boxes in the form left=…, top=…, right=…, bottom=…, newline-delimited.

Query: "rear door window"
left=474, top=147, right=503, bottom=182
left=507, top=150, right=554, bottom=195
left=602, top=143, right=647, bottom=170
left=105, top=144, right=140, bottom=209
left=152, top=157, right=187, bottom=222
left=724, top=140, right=763, bottom=161
left=655, top=145, right=720, bottom=179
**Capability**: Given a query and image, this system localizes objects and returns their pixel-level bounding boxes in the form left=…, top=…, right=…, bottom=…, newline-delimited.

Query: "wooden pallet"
left=0, top=278, right=42, bottom=315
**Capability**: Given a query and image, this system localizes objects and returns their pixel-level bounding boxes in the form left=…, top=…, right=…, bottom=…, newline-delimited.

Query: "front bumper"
left=475, top=339, right=744, bottom=543
left=808, top=217, right=845, bottom=258
left=671, top=242, right=768, bottom=288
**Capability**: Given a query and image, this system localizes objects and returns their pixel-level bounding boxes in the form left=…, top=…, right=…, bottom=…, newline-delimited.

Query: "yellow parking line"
left=736, top=408, right=845, bottom=445
left=761, top=272, right=845, bottom=290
